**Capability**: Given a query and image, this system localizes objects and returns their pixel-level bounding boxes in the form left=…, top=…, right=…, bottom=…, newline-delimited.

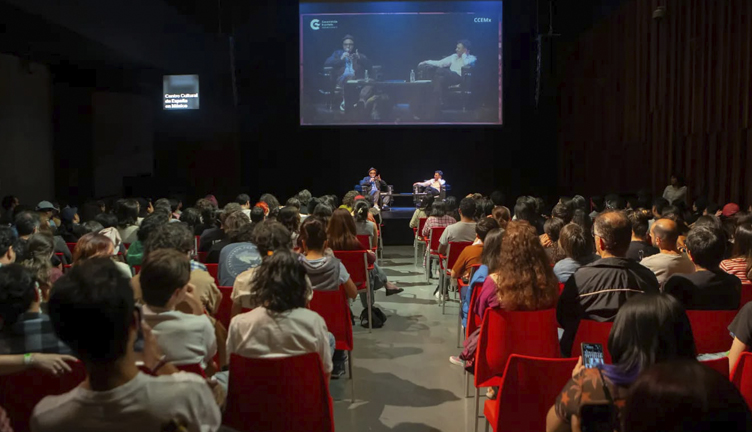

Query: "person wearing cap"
left=36, top=201, right=58, bottom=230
left=723, top=203, right=741, bottom=219
left=359, top=168, right=387, bottom=209
left=414, top=170, right=446, bottom=197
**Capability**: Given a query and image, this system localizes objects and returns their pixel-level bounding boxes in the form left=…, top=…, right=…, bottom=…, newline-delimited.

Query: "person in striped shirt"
left=720, top=223, right=752, bottom=284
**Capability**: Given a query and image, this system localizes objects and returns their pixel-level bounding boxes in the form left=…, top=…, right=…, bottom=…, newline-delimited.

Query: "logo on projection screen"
left=310, top=19, right=320, bottom=30
left=163, top=75, right=199, bottom=110
left=310, top=18, right=337, bottom=30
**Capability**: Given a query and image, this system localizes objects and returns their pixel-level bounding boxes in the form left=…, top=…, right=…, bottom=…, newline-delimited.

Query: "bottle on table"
left=365, top=70, right=369, bottom=81
left=410, top=69, right=415, bottom=83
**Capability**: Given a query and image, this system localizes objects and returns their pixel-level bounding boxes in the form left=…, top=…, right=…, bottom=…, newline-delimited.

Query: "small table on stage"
left=381, top=192, right=430, bottom=209
left=343, top=79, right=431, bottom=114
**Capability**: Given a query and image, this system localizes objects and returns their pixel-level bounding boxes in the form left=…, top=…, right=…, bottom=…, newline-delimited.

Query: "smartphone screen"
left=134, top=305, right=145, bottom=352
left=581, top=343, right=604, bottom=368
left=580, top=403, right=614, bottom=432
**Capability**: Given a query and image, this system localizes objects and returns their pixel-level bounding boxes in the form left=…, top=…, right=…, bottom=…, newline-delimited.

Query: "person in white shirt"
left=417, top=39, right=477, bottom=119
left=414, top=170, right=447, bottom=196
left=662, top=173, right=688, bottom=206
left=32, top=258, right=221, bottom=432
left=640, top=218, right=696, bottom=285
left=140, top=249, right=217, bottom=372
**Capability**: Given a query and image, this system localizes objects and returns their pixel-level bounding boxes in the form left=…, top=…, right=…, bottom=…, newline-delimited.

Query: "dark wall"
left=232, top=0, right=558, bottom=206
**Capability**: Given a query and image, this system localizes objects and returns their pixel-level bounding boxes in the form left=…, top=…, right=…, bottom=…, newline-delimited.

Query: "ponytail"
left=354, top=201, right=369, bottom=222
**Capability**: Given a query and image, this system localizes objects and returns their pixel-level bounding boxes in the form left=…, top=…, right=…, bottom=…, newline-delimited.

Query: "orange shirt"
left=452, top=244, right=483, bottom=280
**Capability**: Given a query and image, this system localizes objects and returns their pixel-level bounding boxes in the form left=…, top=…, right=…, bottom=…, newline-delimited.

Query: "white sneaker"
left=449, top=356, right=465, bottom=366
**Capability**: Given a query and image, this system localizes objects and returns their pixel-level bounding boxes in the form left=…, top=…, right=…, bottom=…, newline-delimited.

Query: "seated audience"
left=542, top=217, right=566, bottom=264
left=514, top=196, right=544, bottom=234
left=296, top=189, right=312, bottom=216
left=179, top=207, right=203, bottom=236
left=551, top=203, right=573, bottom=224
left=249, top=206, right=265, bottom=225
left=453, top=221, right=558, bottom=381
left=626, top=209, right=659, bottom=262
left=194, top=198, right=217, bottom=236
left=299, top=217, right=357, bottom=378
left=199, top=203, right=242, bottom=253
left=451, top=218, right=499, bottom=284
left=235, top=194, right=251, bottom=218
left=13, top=210, right=41, bottom=262
left=649, top=197, right=670, bottom=230
left=720, top=223, right=752, bottom=284
left=0, top=264, right=71, bottom=355
left=353, top=200, right=377, bottom=249
left=73, top=233, right=132, bottom=279
left=115, top=199, right=140, bottom=245
left=225, top=250, right=333, bottom=380
left=438, top=198, right=477, bottom=256
left=0, top=195, right=18, bottom=226
left=205, top=210, right=250, bottom=264
left=553, top=223, right=600, bottom=284
left=33, top=258, right=221, bottom=431
left=410, top=196, right=433, bottom=230
left=459, top=228, right=504, bottom=329
left=0, top=227, right=16, bottom=266
left=140, top=249, right=217, bottom=371
left=663, top=226, right=741, bottom=310
left=125, top=211, right=169, bottom=266
left=557, top=211, right=660, bottom=357
left=57, top=207, right=80, bottom=243
left=218, top=224, right=260, bottom=287
left=640, top=218, right=695, bottom=284
left=421, top=202, right=456, bottom=239
left=258, top=193, right=281, bottom=220
left=491, top=205, right=510, bottom=229
left=546, top=294, right=696, bottom=432
left=622, top=360, right=752, bottom=432
left=278, top=206, right=301, bottom=246
left=20, top=233, right=62, bottom=299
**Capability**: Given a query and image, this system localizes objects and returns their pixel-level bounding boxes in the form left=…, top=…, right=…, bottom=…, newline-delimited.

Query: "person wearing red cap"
left=723, top=203, right=740, bottom=218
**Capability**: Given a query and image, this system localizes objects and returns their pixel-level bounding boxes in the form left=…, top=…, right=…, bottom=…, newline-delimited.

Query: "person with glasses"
left=324, top=34, right=373, bottom=112
left=557, top=210, right=660, bottom=357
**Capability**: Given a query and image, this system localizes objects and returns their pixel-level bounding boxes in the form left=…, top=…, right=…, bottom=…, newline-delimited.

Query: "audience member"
left=445, top=196, right=460, bottom=222
left=626, top=209, right=658, bottom=262
left=491, top=205, right=510, bottom=229
left=115, top=199, right=140, bottom=244
left=259, top=193, right=281, bottom=219
left=662, top=173, right=687, bottom=205
left=557, top=211, right=659, bottom=357
left=720, top=223, right=752, bottom=283
left=649, top=197, right=670, bottom=230
left=451, top=218, right=498, bottom=284
left=0, top=227, right=16, bottom=266
left=551, top=203, right=572, bottom=224
left=279, top=206, right=301, bottom=246
left=542, top=217, right=566, bottom=264
left=514, top=196, right=544, bottom=234
left=353, top=200, right=377, bottom=249
left=297, top=189, right=313, bottom=215
left=199, top=203, right=242, bottom=253
left=409, top=196, right=433, bottom=230
left=33, top=258, right=221, bottom=431
left=589, top=196, right=605, bottom=220
left=13, top=211, right=40, bottom=261
left=218, top=223, right=260, bottom=288
left=438, top=197, right=477, bottom=256
left=459, top=228, right=504, bottom=330
left=640, top=218, right=695, bottom=285
left=553, top=223, right=600, bottom=284
left=125, top=211, right=169, bottom=266
left=205, top=211, right=250, bottom=264
left=140, top=249, right=217, bottom=370
left=663, top=226, right=741, bottom=311
left=195, top=198, right=217, bottom=236
left=20, top=233, right=62, bottom=299
left=35, top=201, right=57, bottom=230
left=0, top=195, right=19, bottom=226
left=73, top=233, right=132, bottom=279
left=235, top=194, right=251, bottom=218
left=0, top=264, right=71, bottom=355
left=179, top=207, right=203, bottom=236
left=622, top=360, right=752, bottom=432
left=547, top=294, right=696, bottom=432
left=57, top=206, right=80, bottom=243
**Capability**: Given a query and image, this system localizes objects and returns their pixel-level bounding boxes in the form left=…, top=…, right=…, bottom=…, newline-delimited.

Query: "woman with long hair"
left=115, top=199, right=140, bottom=245
left=720, top=223, right=752, bottom=284
left=546, top=294, right=697, bottom=432
left=73, top=232, right=132, bottom=280
left=453, top=221, right=559, bottom=379
left=353, top=200, right=377, bottom=249
left=491, top=206, right=510, bottom=230
left=20, top=233, right=61, bottom=299
left=278, top=206, right=301, bottom=246
left=327, top=209, right=402, bottom=322
left=459, top=227, right=505, bottom=330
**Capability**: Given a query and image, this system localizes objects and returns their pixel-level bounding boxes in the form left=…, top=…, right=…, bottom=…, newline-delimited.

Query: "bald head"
left=593, top=210, right=632, bottom=257
left=650, top=218, right=680, bottom=250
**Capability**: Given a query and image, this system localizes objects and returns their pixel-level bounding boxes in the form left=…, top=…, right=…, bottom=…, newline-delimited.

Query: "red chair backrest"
left=686, top=309, right=738, bottom=354
left=701, top=356, right=730, bottom=379
left=123, top=243, right=131, bottom=251
left=195, top=235, right=201, bottom=252
left=571, top=320, right=614, bottom=364
left=204, top=263, right=219, bottom=285
left=741, top=284, right=752, bottom=309
left=356, top=234, right=372, bottom=250
left=196, top=251, right=208, bottom=263
left=175, top=363, right=207, bottom=378
left=417, top=217, right=428, bottom=238
left=0, top=361, right=87, bottom=432
left=133, top=265, right=141, bottom=275
left=216, top=286, right=234, bottom=331
left=492, top=355, right=578, bottom=432
left=558, top=282, right=565, bottom=295
left=65, top=242, right=77, bottom=254
left=445, top=241, right=473, bottom=270
left=428, top=227, right=446, bottom=252
left=332, top=250, right=369, bottom=290
left=732, top=352, right=752, bottom=410
left=466, top=278, right=486, bottom=338
left=475, top=308, right=560, bottom=388
left=309, top=287, right=353, bottom=351
left=225, top=353, right=334, bottom=432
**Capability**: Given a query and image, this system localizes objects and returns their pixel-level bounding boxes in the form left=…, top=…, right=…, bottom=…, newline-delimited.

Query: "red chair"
left=413, top=217, right=428, bottom=266
left=701, top=356, right=730, bottom=379
left=196, top=251, right=208, bottom=263
left=425, top=226, right=446, bottom=283
left=558, top=282, right=565, bottom=294
left=571, top=320, right=614, bottom=364
left=0, top=361, right=87, bottom=432
left=456, top=264, right=482, bottom=347
left=740, top=284, right=752, bottom=309
left=732, top=352, right=752, bottom=410
left=204, top=263, right=219, bottom=286
left=333, top=250, right=373, bottom=332
left=123, top=243, right=131, bottom=251
left=54, top=252, right=65, bottom=264
left=216, top=286, right=234, bottom=332
left=686, top=309, right=738, bottom=354
left=133, top=265, right=141, bottom=275
left=309, top=286, right=355, bottom=401
left=175, top=363, right=207, bottom=378
left=65, top=242, right=77, bottom=254
left=472, top=308, right=560, bottom=431
left=356, top=234, right=377, bottom=255
left=224, top=353, right=334, bottom=432
left=483, top=355, right=578, bottom=432
left=439, top=241, right=473, bottom=313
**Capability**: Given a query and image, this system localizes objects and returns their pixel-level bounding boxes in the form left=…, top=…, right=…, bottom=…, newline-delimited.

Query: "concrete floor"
left=330, top=246, right=483, bottom=432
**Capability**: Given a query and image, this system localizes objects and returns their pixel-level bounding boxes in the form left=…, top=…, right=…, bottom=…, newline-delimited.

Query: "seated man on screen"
left=360, top=168, right=387, bottom=209
left=324, top=34, right=373, bottom=112
left=414, top=171, right=446, bottom=197
left=415, top=39, right=476, bottom=120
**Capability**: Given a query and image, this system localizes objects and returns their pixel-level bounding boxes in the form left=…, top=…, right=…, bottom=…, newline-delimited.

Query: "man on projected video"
left=325, top=35, right=373, bottom=112
left=416, top=39, right=476, bottom=120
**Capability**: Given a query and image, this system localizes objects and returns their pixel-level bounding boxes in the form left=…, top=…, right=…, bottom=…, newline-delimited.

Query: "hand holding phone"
left=581, top=343, right=605, bottom=369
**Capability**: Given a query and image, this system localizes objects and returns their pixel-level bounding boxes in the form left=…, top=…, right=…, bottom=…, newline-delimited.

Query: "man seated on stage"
left=414, top=171, right=446, bottom=197
left=416, top=39, right=477, bottom=119
left=360, top=168, right=387, bottom=209
left=324, top=34, right=373, bottom=112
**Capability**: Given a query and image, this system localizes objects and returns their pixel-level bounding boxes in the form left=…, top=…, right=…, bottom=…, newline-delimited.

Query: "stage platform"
left=380, top=206, right=417, bottom=246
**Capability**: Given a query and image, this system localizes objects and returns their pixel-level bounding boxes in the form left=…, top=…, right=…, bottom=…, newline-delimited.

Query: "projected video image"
left=300, top=1, right=502, bottom=125
left=163, top=75, right=199, bottom=110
